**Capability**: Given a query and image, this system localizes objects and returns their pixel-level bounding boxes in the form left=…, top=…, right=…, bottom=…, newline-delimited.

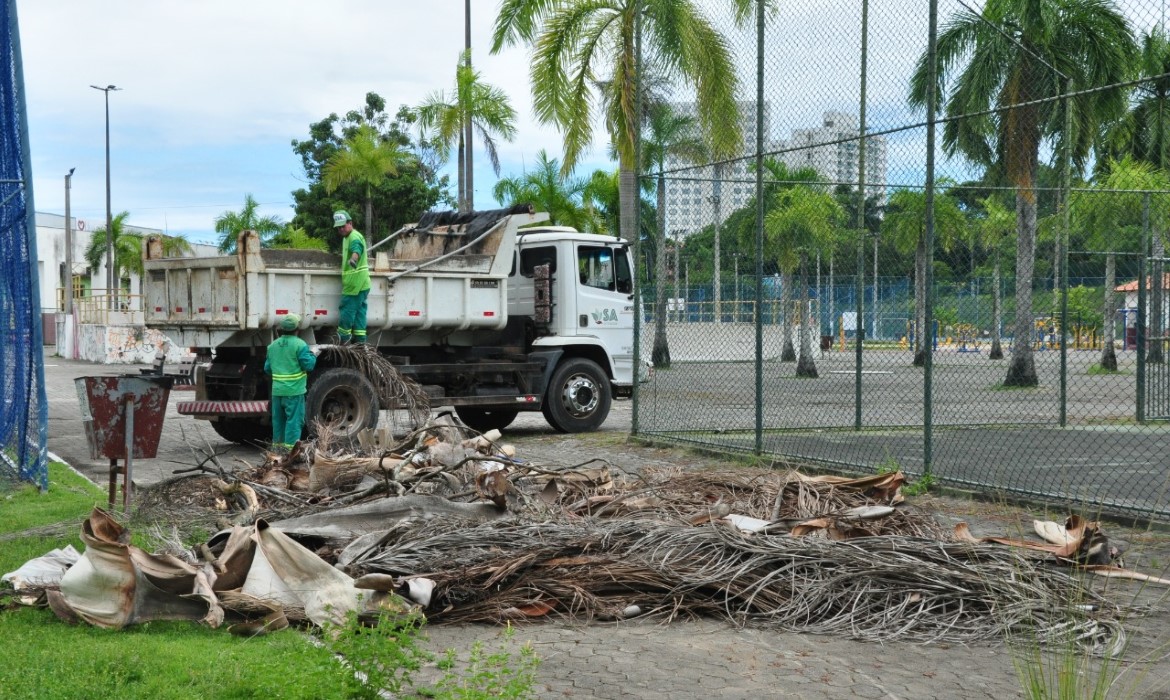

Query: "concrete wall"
left=70, top=323, right=187, bottom=365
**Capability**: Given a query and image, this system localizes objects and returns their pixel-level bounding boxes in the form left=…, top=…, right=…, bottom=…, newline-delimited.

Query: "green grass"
left=2, top=463, right=541, bottom=699
left=1087, top=363, right=1132, bottom=376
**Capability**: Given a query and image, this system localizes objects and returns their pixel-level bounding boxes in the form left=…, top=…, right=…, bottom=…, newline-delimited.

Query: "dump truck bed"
left=143, top=207, right=545, bottom=339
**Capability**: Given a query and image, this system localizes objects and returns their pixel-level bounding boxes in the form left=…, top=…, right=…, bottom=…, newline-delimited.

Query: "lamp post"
left=732, top=252, right=741, bottom=323
left=91, top=84, right=120, bottom=309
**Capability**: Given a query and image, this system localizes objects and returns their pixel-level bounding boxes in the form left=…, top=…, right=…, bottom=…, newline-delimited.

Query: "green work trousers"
left=271, top=394, right=306, bottom=449
left=339, top=289, right=369, bottom=343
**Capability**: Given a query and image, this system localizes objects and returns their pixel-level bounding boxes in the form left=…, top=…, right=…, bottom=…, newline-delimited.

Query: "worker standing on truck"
left=334, top=209, right=371, bottom=343
left=264, top=314, right=318, bottom=449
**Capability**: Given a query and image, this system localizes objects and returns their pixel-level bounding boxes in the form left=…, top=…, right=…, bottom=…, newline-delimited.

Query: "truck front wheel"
left=305, top=368, right=380, bottom=442
left=542, top=358, right=611, bottom=433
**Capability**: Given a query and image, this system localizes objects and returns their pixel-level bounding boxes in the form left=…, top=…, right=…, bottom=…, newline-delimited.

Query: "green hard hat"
left=332, top=210, right=352, bottom=227
left=279, top=314, right=300, bottom=331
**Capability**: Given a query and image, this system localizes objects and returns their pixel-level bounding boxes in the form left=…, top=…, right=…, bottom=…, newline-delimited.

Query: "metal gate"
left=1139, top=256, right=1170, bottom=421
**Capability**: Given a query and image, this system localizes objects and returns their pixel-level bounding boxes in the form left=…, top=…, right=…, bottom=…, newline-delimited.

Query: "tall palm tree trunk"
left=1101, top=252, right=1117, bottom=371
left=989, top=249, right=1004, bottom=360
left=1005, top=192, right=1039, bottom=386
left=913, top=236, right=926, bottom=367
left=797, top=254, right=818, bottom=377
left=1149, top=233, right=1165, bottom=363
left=652, top=173, right=670, bottom=367
left=457, top=132, right=467, bottom=213
left=780, top=270, right=796, bottom=361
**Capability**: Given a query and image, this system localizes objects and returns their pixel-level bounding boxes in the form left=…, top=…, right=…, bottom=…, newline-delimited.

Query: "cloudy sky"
left=16, top=1, right=617, bottom=245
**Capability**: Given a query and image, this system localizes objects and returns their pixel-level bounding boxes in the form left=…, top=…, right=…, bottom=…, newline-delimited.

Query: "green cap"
left=333, top=210, right=352, bottom=227
left=279, top=314, right=300, bottom=331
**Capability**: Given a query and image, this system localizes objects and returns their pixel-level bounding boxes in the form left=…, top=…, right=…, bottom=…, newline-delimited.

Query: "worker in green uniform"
left=334, top=209, right=371, bottom=343
left=264, top=313, right=318, bottom=449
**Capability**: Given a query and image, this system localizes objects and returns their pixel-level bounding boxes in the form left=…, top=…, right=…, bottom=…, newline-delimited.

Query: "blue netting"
left=0, top=0, right=47, bottom=489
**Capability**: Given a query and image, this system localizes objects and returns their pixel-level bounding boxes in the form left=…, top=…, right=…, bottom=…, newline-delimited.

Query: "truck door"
left=573, top=243, right=636, bottom=383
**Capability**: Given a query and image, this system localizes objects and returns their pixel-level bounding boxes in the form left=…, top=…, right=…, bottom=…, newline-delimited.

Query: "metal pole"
left=122, top=395, right=135, bottom=510
left=1138, top=194, right=1149, bottom=423
left=712, top=164, right=723, bottom=323
left=855, top=0, right=869, bottom=431
left=631, top=0, right=642, bottom=436
left=1059, top=77, right=1072, bottom=427
left=64, top=168, right=74, bottom=315
left=734, top=254, right=740, bottom=322
left=91, top=84, right=119, bottom=309
left=463, top=0, right=474, bottom=212
left=923, top=0, right=938, bottom=478
left=755, top=0, right=765, bottom=454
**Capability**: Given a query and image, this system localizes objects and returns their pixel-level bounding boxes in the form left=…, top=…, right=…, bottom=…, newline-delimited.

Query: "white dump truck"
left=141, top=206, right=638, bottom=443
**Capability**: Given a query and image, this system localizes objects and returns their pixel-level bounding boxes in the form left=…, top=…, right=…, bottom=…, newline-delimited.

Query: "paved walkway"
left=38, top=350, right=1170, bottom=700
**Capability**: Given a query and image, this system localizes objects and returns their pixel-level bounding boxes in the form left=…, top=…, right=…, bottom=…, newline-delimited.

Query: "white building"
left=663, top=101, right=772, bottom=237
left=33, top=211, right=218, bottom=362
left=778, top=111, right=888, bottom=204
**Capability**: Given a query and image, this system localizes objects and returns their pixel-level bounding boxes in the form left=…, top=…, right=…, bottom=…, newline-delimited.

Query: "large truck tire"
left=305, top=368, right=380, bottom=442
left=542, top=358, right=611, bottom=433
left=455, top=406, right=519, bottom=433
left=210, top=417, right=269, bottom=445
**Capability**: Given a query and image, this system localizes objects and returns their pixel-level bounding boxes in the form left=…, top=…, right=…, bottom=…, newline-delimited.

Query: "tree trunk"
left=989, top=249, right=1003, bottom=360
left=780, top=270, right=796, bottom=361
left=364, top=195, right=374, bottom=240
left=457, top=132, right=466, bottom=213
left=828, top=252, right=835, bottom=338
left=913, top=236, right=926, bottom=367
left=652, top=173, right=670, bottom=368
left=1005, top=192, right=1039, bottom=386
left=619, top=167, right=637, bottom=270
left=1148, top=234, right=1165, bottom=363
left=797, top=254, right=818, bottom=377
left=1100, top=252, right=1117, bottom=371
left=873, top=237, right=879, bottom=339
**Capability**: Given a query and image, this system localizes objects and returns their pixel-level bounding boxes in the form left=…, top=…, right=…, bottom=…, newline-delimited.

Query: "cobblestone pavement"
left=40, top=351, right=1170, bottom=700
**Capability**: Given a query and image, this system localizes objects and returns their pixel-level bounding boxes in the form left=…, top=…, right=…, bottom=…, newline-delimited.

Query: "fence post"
left=854, top=0, right=869, bottom=432
left=1138, top=194, right=1149, bottom=423
left=922, top=0, right=938, bottom=479
left=1059, top=78, right=1072, bottom=428
left=630, top=0, right=643, bottom=437
left=754, top=0, right=766, bottom=455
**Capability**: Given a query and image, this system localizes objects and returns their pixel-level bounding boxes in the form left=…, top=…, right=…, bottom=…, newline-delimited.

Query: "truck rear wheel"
left=542, top=358, right=611, bottom=433
left=305, top=368, right=380, bottom=442
left=455, top=406, right=519, bottom=433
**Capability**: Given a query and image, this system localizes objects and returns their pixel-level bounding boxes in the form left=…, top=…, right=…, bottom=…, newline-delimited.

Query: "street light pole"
left=733, top=252, right=740, bottom=323
left=91, top=84, right=120, bottom=309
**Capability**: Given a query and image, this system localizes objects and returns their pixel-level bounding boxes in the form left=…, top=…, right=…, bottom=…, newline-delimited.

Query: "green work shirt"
left=264, top=335, right=317, bottom=397
left=342, top=229, right=371, bottom=296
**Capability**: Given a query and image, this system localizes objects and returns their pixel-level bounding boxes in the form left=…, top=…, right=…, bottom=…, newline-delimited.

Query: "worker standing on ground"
left=264, top=314, right=318, bottom=449
left=334, top=209, right=371, bottom=343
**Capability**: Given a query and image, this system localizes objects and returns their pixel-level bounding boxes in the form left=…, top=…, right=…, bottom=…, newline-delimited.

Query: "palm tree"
left=491, top=0, right=748, bottom=291
left=322, top=124, right=410, bottom=238
left=1073, top=157, right=1170, bottom=370
left=583, top=169, right=621, bottom=235
left=214, top=194, right=284, bottom=254
left=975, top=196, right=1015, bottom=360
left=417, top=49, right=518, bottom=212
left=267, top=224, right=331, bottom=252
left=881, top=189, right=967, bottom=366
left=765, top=186, right=843, bottom=377
left=910, top=0, right=1137, bottom=386
left=492, top=150, right=599, bottom=231
left=643, top=103, right=706, bottom=368
left=85, top=211, right=191, bottom=298
left=1099, top=29, right=1170, bottom=363
left=753, top=159, right=822, bottom=362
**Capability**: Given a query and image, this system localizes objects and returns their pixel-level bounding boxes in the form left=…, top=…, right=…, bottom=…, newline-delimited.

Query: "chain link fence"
left=633, top=0, right=1170, bottom=522
left=0, top=0, right=47, bottom=490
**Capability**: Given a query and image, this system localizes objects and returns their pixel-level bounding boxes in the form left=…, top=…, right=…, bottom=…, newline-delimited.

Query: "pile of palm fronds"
left=348, top=517, right=1124, bottom=652
left=316, top=343, right=431, bottom=427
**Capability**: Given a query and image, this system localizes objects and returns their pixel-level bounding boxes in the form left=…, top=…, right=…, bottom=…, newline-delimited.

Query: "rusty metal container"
left=75, top=375, right=173, bottom=508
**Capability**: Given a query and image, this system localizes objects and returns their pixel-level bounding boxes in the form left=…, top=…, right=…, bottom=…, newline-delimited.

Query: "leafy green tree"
left=1072, top=157, right=1170, bottom=370
left=290, top=94, right=448, bottom=249
left=910, top=0, right=1137, bottom=386
left=267, top=224, right=330, bottom=252
left=491, top=0, right=748, bottom=295
left=881, top=189, right=967, bottom=366
left=323, top=124, right=411, bottom=236
left=583, top=169, right=621, bottom=236
left=643, top=103, right=706, bottom=368
left=213, top=194, right=284, bottom=254
left=1099, top=30, right=1170, bottom=363
left=765, top=186, right=843, bottom=377
left=492, top=150, right=598, bottom=230
left=417, top=50, right=518, bottom=213
left=85, top=211, right=139, bottom=285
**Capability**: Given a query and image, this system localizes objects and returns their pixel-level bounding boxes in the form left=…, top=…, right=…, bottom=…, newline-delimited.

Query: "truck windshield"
left=578, top=245, right=632, bottom=294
